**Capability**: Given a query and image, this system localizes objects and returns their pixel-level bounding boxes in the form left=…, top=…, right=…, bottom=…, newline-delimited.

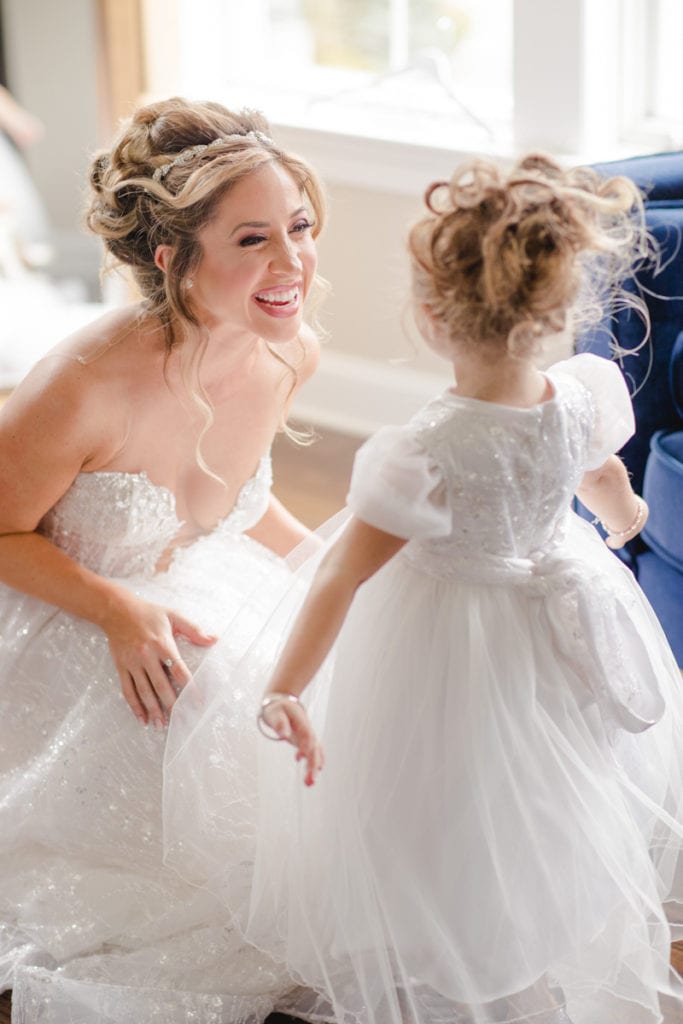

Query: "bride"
left=0, top=95, right=326, bottom=1023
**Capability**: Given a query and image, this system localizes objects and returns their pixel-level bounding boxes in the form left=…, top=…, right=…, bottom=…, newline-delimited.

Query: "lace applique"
left=37, top=455, right=273, bottom=579
left=218, top=454, right=272, bottom=537
left=38, top=471, right=179, bottom=578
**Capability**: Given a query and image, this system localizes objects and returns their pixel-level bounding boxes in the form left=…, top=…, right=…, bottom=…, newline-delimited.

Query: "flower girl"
left=252, top=154, right=683, bottom=1024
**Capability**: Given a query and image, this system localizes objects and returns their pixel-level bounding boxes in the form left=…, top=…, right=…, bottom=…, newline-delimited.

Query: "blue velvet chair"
left=576, top=151, right=683, bottom=665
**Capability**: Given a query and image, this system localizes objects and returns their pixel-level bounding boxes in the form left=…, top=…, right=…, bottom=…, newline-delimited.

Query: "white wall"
left=3, top=0, right=99, bottom=230
left=294, top=180, right=452, bottom=434
left=315, top=182, right=448, bottom=375
left=3, top=0, right=103, bottom=292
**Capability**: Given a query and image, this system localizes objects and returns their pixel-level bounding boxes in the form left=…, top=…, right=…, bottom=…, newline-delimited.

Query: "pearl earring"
left=186, top=278, right=194, bottom=289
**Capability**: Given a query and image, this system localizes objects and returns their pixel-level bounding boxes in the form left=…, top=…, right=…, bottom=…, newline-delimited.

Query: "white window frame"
left=143, top=0, right=680, bottom=198
left=618, top=0, right=683, bottom=150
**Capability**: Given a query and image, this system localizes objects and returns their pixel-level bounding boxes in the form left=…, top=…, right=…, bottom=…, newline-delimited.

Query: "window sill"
left=267, top=118, right=677, bottom=197
left=271, top=120, right=512, bottom=197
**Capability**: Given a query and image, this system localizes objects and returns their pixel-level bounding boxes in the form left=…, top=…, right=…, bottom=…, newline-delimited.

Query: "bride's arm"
left=0, top=360, right=214, bottom=726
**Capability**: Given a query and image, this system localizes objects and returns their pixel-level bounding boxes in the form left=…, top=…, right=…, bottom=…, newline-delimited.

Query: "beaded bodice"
left=38, top=453, right=273, bottom=578
left=401, top=373, right=593, bottom=582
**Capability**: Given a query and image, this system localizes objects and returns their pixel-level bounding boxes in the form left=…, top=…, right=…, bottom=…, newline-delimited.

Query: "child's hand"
left=258, top=694, right=325, bottom=786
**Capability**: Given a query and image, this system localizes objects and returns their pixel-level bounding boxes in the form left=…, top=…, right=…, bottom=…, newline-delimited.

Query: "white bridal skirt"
left=0, top=526, right=335, bottom=1024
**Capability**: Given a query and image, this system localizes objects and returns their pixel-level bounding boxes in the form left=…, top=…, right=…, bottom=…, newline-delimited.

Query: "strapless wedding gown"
left=0, top=455, right=308, bottom=1023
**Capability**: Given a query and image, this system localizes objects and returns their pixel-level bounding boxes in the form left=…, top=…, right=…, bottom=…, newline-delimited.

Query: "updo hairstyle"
left=86, top=96, right=326, bottom=348
left=408, top=153, right=648, bottom=356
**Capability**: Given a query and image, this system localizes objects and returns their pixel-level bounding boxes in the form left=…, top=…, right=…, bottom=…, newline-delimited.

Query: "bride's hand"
left=101, top=592, right=217, bottom=728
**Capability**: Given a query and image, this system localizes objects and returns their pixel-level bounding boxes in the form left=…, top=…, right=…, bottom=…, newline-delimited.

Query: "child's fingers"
left=305, top=742, right=324, bottom=787
left=294, top=729, right=324, bottom=786
left=262, top=703, right=318, bottom=768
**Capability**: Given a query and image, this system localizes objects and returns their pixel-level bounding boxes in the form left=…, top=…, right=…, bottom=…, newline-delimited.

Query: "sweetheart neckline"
left=73, top=453, right=271, bottom=536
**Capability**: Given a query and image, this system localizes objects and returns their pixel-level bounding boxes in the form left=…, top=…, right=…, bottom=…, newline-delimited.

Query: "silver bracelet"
left=601, top=495, right=647, bottom=539
left=256, top=692, right=303, bottom=741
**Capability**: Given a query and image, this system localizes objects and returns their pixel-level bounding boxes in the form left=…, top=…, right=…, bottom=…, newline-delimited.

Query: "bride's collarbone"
left=85, top=371, right=276, bottom=523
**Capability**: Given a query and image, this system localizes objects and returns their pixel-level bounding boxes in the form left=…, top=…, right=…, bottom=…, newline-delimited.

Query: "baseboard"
left=291, top=347, right=450, bottom=438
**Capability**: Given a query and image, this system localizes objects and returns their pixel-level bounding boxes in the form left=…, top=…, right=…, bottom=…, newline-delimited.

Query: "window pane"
left=174, top=0, right=513, bottom=149
left=619, top=0, right=683, bottom=146
left=424, top=0, right=512, bottom=106
left=267, top=0, right=512, bottom=110
left=269, top=0, right=392, bottom=72
left=652, top=0, right=683, bottom=125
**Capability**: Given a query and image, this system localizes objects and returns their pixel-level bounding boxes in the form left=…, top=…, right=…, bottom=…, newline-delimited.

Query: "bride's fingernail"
left=153, top=718, right=165, bottom=732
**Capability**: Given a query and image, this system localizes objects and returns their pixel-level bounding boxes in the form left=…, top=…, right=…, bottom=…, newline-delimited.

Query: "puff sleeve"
left=346, top=425, right=452, bottom=540
left=550, top=353, right=635, bottom=470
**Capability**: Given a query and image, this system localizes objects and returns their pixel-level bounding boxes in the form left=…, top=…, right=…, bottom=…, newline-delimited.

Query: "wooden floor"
left=271, top=423, right=362, bottom=529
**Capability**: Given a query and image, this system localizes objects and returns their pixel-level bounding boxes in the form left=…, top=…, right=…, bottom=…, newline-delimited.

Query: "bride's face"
left=190, top=161, right=318, bottom=344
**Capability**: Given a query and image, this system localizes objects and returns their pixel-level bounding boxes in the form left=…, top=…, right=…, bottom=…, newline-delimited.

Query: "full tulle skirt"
left=164, top=514, right=683, bottom=1024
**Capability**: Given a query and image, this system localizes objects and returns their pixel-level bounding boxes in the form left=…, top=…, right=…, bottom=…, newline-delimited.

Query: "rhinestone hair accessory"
left=152, top=130, right=273, bottom=183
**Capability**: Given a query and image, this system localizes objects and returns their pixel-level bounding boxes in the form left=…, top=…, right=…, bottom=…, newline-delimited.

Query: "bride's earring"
left=186, top=278, right=194, bottom=290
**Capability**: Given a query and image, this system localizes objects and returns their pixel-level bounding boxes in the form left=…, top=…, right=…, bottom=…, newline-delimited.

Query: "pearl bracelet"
left=256, top=692, right=303, bottom=741
left=601, top=495, right=647, bottom=539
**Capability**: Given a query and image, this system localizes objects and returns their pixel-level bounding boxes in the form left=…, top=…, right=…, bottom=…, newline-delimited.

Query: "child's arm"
left=259, top=517, right=407, bottom=785
left=576, top=454, right=648, bottom=549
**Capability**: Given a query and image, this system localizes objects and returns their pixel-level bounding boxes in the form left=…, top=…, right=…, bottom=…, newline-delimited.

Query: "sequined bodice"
left=37, top=453, right=273, bottom=578
left=402, top=373, right=593, bottom=580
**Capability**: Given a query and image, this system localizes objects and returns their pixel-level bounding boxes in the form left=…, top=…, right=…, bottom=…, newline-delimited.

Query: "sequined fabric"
left=0, top=453, right=305, bottom=1022
left=398, top=373, right=592, bottom=581
left=389, top=376, right=665, bottom=733
left=37, top=454, right=273, bottom=577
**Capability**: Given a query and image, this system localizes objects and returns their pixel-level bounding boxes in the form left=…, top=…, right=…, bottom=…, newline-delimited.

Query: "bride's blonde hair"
left=408, top=153, right=650, bottom=357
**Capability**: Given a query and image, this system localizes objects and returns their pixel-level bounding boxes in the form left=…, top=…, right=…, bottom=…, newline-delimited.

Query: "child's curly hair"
left=408, top=153, right=649, bottom=356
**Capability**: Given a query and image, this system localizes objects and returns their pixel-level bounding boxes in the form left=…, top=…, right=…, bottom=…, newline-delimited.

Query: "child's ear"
left=420, top=302, right=436, bottom=326
left=416, top=303, right=453, bottom=358
left=419, top=303, right=442, bottom=340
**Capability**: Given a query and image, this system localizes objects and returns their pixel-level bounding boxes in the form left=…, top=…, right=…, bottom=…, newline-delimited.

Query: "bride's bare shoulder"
left=0, top=306, right=155, bottom=458
left=19, top=305, right=162, bottom=391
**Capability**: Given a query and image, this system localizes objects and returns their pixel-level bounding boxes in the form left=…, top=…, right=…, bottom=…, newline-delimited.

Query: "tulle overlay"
left=164, top=357, right=683, bottom=1024
left=0, top=456, right=321, bottom=1023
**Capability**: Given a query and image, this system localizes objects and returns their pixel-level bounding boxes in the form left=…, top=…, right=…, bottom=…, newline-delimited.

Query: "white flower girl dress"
left=165, top=353, right=683, bottom=1024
